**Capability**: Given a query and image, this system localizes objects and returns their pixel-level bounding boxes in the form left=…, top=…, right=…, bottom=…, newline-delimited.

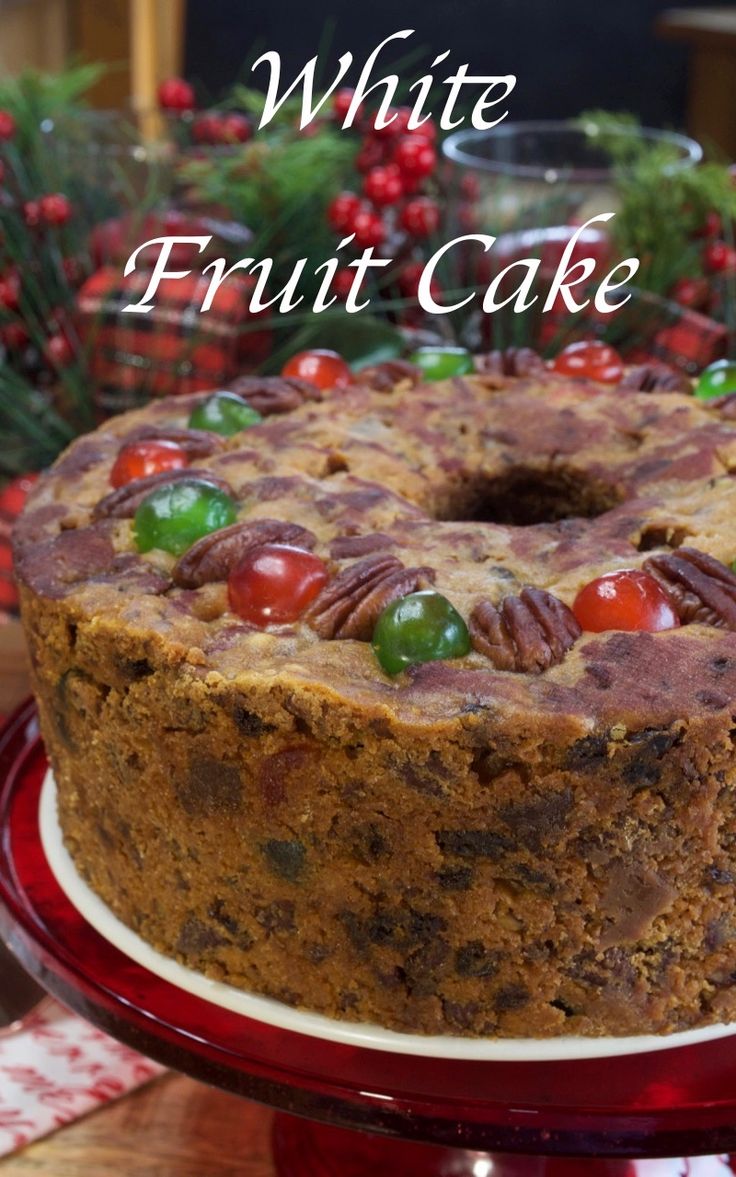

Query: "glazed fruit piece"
left=188, top=392, right=262, bottom=437
left=110, top=439, right=188, bottom=488
left=409, top=346, right=473, bottom=381
left=573, top=569, right=680, bottom=633
left=133, top=478, right=237, bottom=555
left=372, top=590, right=470, bottom=675
left=228, top=545, right=329, bottom=626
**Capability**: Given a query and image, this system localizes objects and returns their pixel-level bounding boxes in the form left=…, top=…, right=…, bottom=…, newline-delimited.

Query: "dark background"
left=184, top=0, right=714, bottom=128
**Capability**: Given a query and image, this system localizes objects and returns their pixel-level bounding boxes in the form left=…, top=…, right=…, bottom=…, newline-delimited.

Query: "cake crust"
left=15, top=365, right=736, bottom=1037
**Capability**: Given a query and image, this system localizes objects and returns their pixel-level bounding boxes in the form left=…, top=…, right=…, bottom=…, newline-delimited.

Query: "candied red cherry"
left=282, top=349, right=352, bottom=390
left=392, top=135, right=437, bottom=178
left=351, top=208, right=386, bottom=249
left=573, top=569, right=680, bottom=633
left=552, top=340, right=623, bottom=384
left=39, top=193, right=72, bottom=226
left=110, top=439, right=188, bottom=488
left=157, top=77, right=195, bottom=112
left=327, top=191, right=361, bottom=232
left=363, top=164, right=403, bottom=206
left=0, top=110, right=15, bottom=140
left=228, top=544, right=328, bottom=626
left=400, top=196, right=440, bottom=238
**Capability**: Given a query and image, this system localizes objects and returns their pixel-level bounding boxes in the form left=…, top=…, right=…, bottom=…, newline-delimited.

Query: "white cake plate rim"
left=39, top=769, right=736, bottom=1062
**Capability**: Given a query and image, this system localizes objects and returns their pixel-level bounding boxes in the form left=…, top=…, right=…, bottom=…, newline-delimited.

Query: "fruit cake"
left=14, top=346, right=736, bottom=1039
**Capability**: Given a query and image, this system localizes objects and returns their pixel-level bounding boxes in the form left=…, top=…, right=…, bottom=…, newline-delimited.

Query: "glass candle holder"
left=442, top=119, right=703, bottom=235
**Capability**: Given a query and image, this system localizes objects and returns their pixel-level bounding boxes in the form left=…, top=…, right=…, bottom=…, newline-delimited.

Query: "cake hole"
left=324, top=452, right=349, bottom=475
left=442, top=466, right=623, bottom=526
left=635, top=525, right=692, bottom=552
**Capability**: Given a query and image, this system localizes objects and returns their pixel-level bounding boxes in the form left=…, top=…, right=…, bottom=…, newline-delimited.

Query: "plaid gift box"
left=0, top=474, right=38, bottom=618
left=77, top=264, right=272, bottom=414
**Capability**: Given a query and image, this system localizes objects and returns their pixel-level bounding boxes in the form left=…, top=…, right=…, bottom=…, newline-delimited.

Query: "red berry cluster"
left=669, top=205, right=736, bottom=314
left=157, top=77, right=252, bottom=148
left=325, top=91, right=441, bottom=308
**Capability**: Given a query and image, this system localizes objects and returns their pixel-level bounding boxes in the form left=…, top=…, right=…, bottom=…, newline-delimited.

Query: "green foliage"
left=180, top=123, right=357, bottom=300
left=579, top=111, right=736, bottom=295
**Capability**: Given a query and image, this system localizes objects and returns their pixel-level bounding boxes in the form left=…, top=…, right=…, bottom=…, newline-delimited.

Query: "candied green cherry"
left=188, top=391, right=263, bottom=436
left=409, top=346, right=474, bottom=381
left=134, top=477, right=237, bottom=555
left=372, top=590, right=471, bottom=676
left=694, top=359, right=736, bottom=401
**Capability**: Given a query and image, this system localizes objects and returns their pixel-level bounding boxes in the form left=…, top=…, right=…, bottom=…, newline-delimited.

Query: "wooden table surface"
left=0, top=621, right=278, bottom=1175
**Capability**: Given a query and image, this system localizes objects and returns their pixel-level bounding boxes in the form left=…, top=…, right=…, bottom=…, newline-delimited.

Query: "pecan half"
left=618, top=365, right=692, bottom=394
left=469, top=587, right=581, bottom=674
left=474, top=348, right=545, bottom=379
left=329, top=532, right=396, bottom=559
left=124, top=425, right=226, bottom=459
left=708, top=393, right=736, bottom=419
left=227, top=376, right=322, bottom=416
left=306, top=553, right=435, bottom=640
left=93, top=469, right=234, bottom=520
left=356, top=359, right=422, bottom=392
left=643, top=547, right=736, bottom=629
left=172, top=518, right=317, bottom=588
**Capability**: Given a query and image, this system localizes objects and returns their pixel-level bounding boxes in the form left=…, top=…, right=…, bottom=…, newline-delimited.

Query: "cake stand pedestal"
left=2, top=700, right=736, bottom=1177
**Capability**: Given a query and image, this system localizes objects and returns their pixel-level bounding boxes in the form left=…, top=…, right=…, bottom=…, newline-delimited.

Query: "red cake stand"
left=2, top=700, right=736, bottom=1177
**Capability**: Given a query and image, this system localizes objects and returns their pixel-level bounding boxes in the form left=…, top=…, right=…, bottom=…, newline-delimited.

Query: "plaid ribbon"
left=77, top=266, right=272, bottom=412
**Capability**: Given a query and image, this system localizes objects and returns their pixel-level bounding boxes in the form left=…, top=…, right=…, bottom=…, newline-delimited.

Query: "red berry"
left=0, top=269, right=20, bottom=311
left=39, top=193, right=72, bottom=226
left=551, top=340, right=623, bottom=384
left=0, top=322, right=28, bottom=351
left=192, top=113, right=222, bottom=145
left=460, top=173, right=481, bottom=200
left=670, top=276, right=710, bottom=310
left=333, top=87, right=362, bottom=122
left=331, top=268, right=356, bottom=300
left=23, top=200, right=41, bottom=228
left=694, top=210, right=722, bottom=239
left=110, top=439, right=189, bottom=489
left=362, top=164, right=403, bottom=206
left=351, top=208, right=386, bottom=249
left=218, top=113, right=251, bottom=144
left=704, top=240, right=736, bottom=273
left=373, top=107, right=411, bottom=138
left=408, top=117, right=436, bottom=141
left=573, top=569, right=680, bottom=633
left=355, top=137, right=385, bottom=174
left=400, top=196, right=440, bottom=238
left=62, top=256, right=83, bottom=286
left=397, top=262, right=426, bottom=297
left=0, top=111, right=15, bottom=141
left=228, top=544, right=328, bottom=627
left=327, top=191, right=362, bottom=232
left=157, top=77, right=195, bottom=112
left=392, top=135, right=436, bottom=178
left=282, top=349, right=352, bottom=390
left=44, top=333, right=75, bottom=368
left=396, top=263, right=442, bottom=307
